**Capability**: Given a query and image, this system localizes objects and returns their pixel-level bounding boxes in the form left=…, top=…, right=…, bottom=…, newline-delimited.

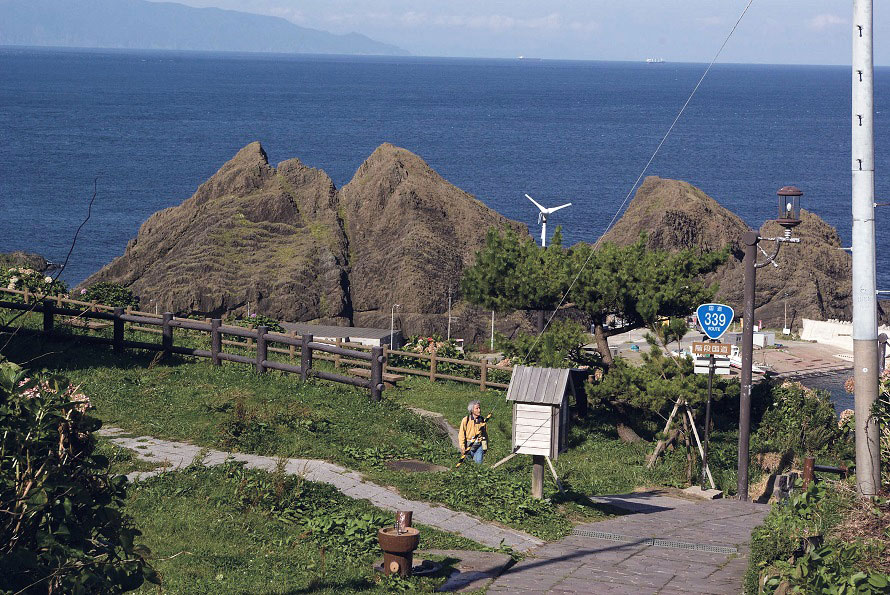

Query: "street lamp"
left=737, top=186, right=803, bottom=502
left=390, top=304, right=401, bottom=350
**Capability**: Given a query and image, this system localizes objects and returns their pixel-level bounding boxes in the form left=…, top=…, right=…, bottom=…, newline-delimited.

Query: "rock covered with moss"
left=602, top=176, right=857, bottom=327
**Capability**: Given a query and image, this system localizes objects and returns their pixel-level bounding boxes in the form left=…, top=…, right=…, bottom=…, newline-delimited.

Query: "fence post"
left=162, top=312, right=173, bottom=353
left=300, top=333, right=313, bottom=382
left=211, top=319, right=221, bottom=366
left=429, top=349, right=437, bottom=382
left=113, top=307, right=124, bottom=352
left=56, top=294, right=62, bottom=307
left=42, top=299, right=54, bottom=334
left=480, top=360, right=487, bottom=391
left=371, top=346, right=384, bottom=402
left=288, top=331, right=296, bottom=360
left=334, top=338, right=342, bottom=369
left=23, top=288, right=29, bottom=304
left=256, top=326, right=267, bottom=374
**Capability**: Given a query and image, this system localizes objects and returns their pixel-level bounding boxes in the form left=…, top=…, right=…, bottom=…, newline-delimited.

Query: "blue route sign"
left=696, top=303, right=734, bottom=340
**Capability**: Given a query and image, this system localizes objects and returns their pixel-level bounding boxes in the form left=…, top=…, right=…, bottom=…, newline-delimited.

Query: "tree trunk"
left=593, top=322, right=613, bottom=367
left=536, top=310, right=545, bottom=334
left=681, top=412, right=693, bottom=485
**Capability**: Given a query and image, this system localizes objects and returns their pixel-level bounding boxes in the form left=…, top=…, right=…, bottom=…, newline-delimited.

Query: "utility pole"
left=447, top=287, right=452, bottom=341
left=852, top=0, right=881, bottom=496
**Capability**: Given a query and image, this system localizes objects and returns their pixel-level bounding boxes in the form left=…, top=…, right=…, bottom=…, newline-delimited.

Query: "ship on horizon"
left=646, top=57, right=665, bottom=63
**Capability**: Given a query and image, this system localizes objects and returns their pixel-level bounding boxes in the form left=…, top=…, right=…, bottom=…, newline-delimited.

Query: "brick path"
left=487, top=493, right=768, bottom=594
left=98, top=427, right=543, bottom=553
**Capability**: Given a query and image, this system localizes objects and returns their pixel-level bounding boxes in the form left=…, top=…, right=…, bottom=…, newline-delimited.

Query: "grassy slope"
left=3, top=325, right=691, bottom=540
left=126, top=464, right=481, bottom=594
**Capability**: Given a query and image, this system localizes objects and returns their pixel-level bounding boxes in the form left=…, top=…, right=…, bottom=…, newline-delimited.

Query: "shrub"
left=0, top=266, right=67, bottom=298
left=0, top=360, right=155, bottom=593
left=228, top=313, right=284, bottom=333
left=754, top=381, right=843, bottom=461
left=79, top=282, right=138, bottom=309
left=746, top=480, right=889, bottom=594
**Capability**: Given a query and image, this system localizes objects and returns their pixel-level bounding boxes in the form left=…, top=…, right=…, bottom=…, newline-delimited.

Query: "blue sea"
left=1, top=47, right=888, bottom=290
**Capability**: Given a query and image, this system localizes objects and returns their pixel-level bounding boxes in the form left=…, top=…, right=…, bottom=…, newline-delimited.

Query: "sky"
left=147, top=0, right=887, bottom=65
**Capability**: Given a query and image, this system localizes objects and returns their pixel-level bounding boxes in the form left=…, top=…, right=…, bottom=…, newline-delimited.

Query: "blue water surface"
left=0, top=47, right=888, bottom=287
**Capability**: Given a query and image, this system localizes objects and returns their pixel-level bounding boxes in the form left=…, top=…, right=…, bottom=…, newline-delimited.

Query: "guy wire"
left=522, top=0, right=756, bottom=363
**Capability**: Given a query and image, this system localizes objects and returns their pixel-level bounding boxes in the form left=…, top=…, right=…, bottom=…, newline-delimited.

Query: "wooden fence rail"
left=0, top=287, right=512, bottom=391
left=0, top=299, right=385, bottom=401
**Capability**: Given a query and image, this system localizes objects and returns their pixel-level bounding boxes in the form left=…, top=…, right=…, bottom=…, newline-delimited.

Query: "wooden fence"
left=0, top=295, right=385, bottom=400
left=0, top=287, right=511, bottom=391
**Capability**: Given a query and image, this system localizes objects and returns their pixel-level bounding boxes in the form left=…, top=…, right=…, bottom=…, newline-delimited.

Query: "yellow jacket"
left=458, top=414, right=489, bottom=452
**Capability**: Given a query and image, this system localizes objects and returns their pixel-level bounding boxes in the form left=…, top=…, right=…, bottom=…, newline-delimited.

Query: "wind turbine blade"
left=549, top=202, right=572, bottom=213
left=525, top=193, right=546, bottom=212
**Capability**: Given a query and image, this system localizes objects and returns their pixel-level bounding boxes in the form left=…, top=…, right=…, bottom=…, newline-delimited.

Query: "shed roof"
left=505, top=366, right=570, bottom=405
left=280, top=323, right=397, bottom=340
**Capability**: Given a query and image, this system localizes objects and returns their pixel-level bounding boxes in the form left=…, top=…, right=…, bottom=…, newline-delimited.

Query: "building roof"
left=280, top=322, right=399, bottom=341
left=505, top=366, right=571, bottom=405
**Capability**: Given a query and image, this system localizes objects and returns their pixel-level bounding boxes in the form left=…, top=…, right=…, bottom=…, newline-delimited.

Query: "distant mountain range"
left=0, top=0, right=408, bottom=56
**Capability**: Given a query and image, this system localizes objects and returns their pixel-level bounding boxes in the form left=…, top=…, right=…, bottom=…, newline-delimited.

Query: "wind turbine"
left=525, top=194, right=572, bottom=247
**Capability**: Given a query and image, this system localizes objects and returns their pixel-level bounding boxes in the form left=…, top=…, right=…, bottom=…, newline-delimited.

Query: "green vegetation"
left=461, top=229, right=726, bottom=365
left=496, top=320, right=595, bottom=369
left=80, top=282, right=138, bottom=308
left=0, top=360, right=154, bottom=594
left=125, top=462, right=477, bottom=594
left=745, top=481, right=889, bottom=594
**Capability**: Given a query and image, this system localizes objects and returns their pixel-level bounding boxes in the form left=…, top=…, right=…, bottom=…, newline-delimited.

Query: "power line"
left=523, top=0, right=756, bottom=362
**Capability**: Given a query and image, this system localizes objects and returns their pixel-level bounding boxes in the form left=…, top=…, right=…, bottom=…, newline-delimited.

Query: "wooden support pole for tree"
left=647, top=399, right=681, bottom=469
left=42, top=299, right=53, bottom=334
left=211, top=319, right=221, bottom=366
left=684, top=406, right=716, bottom=490
left=255, top=325, right=267, bottom=374
left=545, top=457, right=564, bottom=493
left=531, top=455, right=545, bottom=499
left=113, top=307, right=124, bottom=353
left=300, top=334, right=313, bottom=382
left=162, top=312, right=173, bottom=353
left=803, top=456, right=815, bottom=488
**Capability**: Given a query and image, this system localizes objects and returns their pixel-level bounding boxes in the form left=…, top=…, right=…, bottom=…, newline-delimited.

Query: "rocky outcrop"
left=338, top=143, right=525, bottom=330
left=83, top=142, right=527, bottom=338
left=601, top=176, right=855, bottom=328
left=83, top=142, right=352, bottom=323
left=0, top=251, right=52, bottom=272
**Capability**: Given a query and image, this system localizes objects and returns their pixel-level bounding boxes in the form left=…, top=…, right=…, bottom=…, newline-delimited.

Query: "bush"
left=79, top=282, right=138, bottom=309
left=754, top=381, right=844, bottom=462
left=746, top=480, right=888, bottom=594
left=0, top=360, right=155, bottom=593
left=228, top=313, right=284, bottom=333
left=0, top=266, right=67, bottom=298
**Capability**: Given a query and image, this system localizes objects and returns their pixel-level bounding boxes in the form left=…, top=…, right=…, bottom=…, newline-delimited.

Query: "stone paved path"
left=98, top=427, right=543, bottom=553
left=487, top=492, right=768, bottom=594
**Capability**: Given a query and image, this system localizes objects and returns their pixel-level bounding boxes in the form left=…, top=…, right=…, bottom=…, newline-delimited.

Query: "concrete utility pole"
left=852, top=0, right=881, bottom=496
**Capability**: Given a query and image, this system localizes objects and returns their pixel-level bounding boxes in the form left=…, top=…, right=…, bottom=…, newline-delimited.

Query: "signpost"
left=694, top=303, right=734, bottom=489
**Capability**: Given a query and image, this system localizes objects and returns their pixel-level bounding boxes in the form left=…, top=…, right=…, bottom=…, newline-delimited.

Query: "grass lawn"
left=124, top=462, right=483, bottom=594
left=3, top=324, right=694, bottom=540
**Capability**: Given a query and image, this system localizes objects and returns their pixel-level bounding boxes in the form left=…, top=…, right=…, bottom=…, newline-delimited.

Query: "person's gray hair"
left=467, top=400, right=481, bottom=414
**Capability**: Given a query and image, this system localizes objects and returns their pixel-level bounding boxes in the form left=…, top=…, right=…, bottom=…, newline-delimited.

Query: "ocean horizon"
left=1, top=47, right=887, bottom=290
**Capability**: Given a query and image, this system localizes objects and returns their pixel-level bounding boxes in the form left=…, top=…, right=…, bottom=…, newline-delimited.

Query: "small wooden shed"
left=506, top=366, right=573, bottom=461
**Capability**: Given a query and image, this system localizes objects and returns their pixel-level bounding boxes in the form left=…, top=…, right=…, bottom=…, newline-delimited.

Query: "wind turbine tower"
left=525, top=194, right=572, bottom=247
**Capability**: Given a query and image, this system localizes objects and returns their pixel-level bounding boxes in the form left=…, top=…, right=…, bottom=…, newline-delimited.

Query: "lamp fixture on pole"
left=737, top=186, right=803, bottom=502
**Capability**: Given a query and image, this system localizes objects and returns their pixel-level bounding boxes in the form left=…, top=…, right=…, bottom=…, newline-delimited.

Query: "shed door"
left=513, top=403, right=553, bottom=456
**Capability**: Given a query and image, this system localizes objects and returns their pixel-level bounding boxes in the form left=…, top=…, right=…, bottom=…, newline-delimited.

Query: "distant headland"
left=0, top=0, right=408, bottom=56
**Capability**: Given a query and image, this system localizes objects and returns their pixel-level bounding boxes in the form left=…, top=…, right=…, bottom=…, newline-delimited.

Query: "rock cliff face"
left=84, top=142, right=352, bottom=323
left=601, top=176, right=855, bottom=328
left=83, top=142, right=526, bottom=336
